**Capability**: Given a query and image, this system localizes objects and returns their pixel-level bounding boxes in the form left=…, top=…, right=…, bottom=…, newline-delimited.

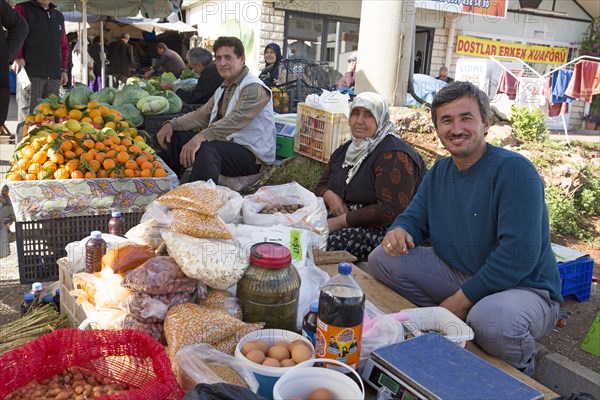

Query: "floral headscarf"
left=342, top=92, right=397, bottom=183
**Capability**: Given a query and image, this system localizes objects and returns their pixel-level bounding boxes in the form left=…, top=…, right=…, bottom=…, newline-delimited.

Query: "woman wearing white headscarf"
left=315, top=92, right=427, bottom=261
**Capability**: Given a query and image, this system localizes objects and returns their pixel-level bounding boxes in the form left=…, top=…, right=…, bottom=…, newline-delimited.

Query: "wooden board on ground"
left=315, top=252, right=558, bottom=400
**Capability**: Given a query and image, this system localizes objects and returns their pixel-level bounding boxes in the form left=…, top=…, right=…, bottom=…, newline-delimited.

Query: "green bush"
left=545, top=185, right=586, bottom=239
left=510, top=106, right=549, bottom=142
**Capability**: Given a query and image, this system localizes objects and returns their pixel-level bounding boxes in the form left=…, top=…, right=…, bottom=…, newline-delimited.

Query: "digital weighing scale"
left=361, top=333, right=544, bottom=400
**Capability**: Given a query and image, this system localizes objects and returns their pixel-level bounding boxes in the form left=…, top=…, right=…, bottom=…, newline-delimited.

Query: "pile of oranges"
left=7, top=101, right=168, bottom=181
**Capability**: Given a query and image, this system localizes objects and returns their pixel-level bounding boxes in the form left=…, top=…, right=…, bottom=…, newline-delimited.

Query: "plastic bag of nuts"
left=196, top=289, right=243, bottom=320
left=122, top=256, right=198, bottom=295
left=156, top=180, right=228, bottom=216
left=120, top=291, right=195, bottom=322
left=122, top=314, right=166, bottom=344
left=259, top=203, right=303, bottom=214
left=175, top=344, right=259, bottom=393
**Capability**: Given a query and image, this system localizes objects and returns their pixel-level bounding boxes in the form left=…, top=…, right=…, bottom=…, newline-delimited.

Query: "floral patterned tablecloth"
left=0, top=159, right=178, bottom=224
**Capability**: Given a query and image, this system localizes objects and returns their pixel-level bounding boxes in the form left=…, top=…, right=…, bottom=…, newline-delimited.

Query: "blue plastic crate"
left=558, top=257, right=594, bottom=302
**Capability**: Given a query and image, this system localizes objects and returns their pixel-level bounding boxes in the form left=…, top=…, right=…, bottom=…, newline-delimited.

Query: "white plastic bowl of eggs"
left=235, top=329, right=315, bottom=399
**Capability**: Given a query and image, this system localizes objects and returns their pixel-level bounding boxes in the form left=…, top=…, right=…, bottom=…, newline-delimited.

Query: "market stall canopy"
left=15, top=0, right=183, bottom=19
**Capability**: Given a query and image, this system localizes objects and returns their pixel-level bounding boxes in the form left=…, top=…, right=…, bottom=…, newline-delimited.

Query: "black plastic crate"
left=16, top=211, right=143, bottom=284
left=272, top=79, right=322, bottom=114
left=282, top=59, right=330, bottom=88
left=142, top=113, right=183, bottom=148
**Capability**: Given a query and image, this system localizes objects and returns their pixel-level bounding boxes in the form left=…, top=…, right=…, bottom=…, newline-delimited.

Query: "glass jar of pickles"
left=237, top=243, right=301, bottom=332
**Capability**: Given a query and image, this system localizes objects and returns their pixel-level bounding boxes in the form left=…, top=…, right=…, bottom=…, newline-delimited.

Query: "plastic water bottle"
left=315, top=262, right=365, bottom=372
left=302, top=301, right=319, bottom=346
left=108, top=211, right=125, bottom=236
left=85, top=231, right=106, bottom=273
left=30, top=282, right=43, bottom=308
left=42, top=294, right=55, bottom=309
left=20, top=293, right=34, bottom=315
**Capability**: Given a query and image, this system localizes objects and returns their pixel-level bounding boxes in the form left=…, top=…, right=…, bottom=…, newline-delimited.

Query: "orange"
left=46, top=133, right=59, bottom=143
left=106, top=149, right=117, bottom=159
left=102, top=158, right=116, bottom=170
left=65, top=159, right=80, bottom=172
left=98, top=105, right=110, bottom=115
left=68, top=109, right=83, bottom=120
left=60, top=140, right=73, bottom=152
left=84, top=171, right=97, bottom=179
left=74, top=147, right=85, bottom=156
left=140, top=169, right=152, bottom=177
left=54, top=107, right=68, bottom=118
left=140, top=161, right=153, bottom=171
left=151, top=160, right=162, bottom=168
left=124, top=160, right=138, bottom=170
left=34, top=113, right=44, bottom=124
left=142, top=151, right=154, bottom=162
left=63, top=150, right=77, bottom=160
left=25, top=173, right=38, bottom=181
left=49, top=153, right=64, bottom=164
left=102, top=138, right=113, bottom=147
left=94, top=152, right=107, bottom=163
left=42, top=161, right=57, bottom=173
left=71, top=170, right=85, bottom=179
left=87, top=100, right=100, bottom=109
left=135, top=155, right=147, bottom=166
left=97, top=169, right=108, bottom=178
left=54, top=167, right=70, bottom=179
left=110, top=135, right=121, bottom=145
left=6, top=172, right=23, bottom=181
left=15, top=158, right=30, bottom=171
left=153, top=168, right=167, bottom=178
left=93, top=116, right=104, bottom=125
left=21, top=146, right=36, bottom=159
left=31, top=150, right=48, bottom=164
left=80, top=152, right=93, bottom=162
left=94, top=142, right=106, bottom=152
left=88, top=159, right=101, bottom=172
left=81, top=117, right=92, bottom=123
left=104, top=121, right=117, bottom=130
left=119, top=121, right=129, bottom=129
left=123, top=168, right=135, bottom=178
left=82, top=139, right=95, bottom=149
left=30, top=139, right=44, bottom=150
left=121, top=138, right=133, bottom=147
left=28, top=162, right=43, bottom=174
left=37, top=170, right=51, bottom=180
left=87, top=109, right=101, bottom=119
left=116, top=151, right=130, bottom=164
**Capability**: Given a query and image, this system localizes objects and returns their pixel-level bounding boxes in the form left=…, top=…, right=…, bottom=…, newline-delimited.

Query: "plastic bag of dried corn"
left=156, top=180, right=228, bottom=216
left=196, top=288, right=243, bottom=320
left=164, top=303, right=263, bottom=355
left=171, top=208, right=232, bottom=239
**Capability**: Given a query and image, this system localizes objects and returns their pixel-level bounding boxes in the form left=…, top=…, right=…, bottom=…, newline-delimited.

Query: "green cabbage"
left=164, top=90, right=182, bottom=114
left=161, top=72, right=177, bottom=83
left=115, top=104, right=144, bottom=127
left=136, top=96, right=170, bottom=115
left=90, top=87, right=118, bottom=104
left=180, top=69, right=199, bottom=79
left=113, top=83, right=150, bottom=107
left=64, top=84, right=93, bottom=108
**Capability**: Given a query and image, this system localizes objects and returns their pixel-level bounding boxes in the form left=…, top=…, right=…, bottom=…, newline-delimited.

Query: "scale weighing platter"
left=362, top=333, right=543, bottom=400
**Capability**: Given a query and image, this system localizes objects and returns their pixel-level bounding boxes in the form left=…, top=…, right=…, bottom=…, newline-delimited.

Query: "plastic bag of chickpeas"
left=175, top=343, right=259, bottom=393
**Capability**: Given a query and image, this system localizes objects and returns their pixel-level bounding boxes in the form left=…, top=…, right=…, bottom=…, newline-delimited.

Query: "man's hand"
left=180, top=133, right=205, bottom=168
left=160, top=81, right=175, bottom=91
left=143, top=68, right=154, bottom=79
left=12, top=59, right=25, bottom=74
left=439, top=289, right=473, bottom=321
left=348, top=59, right=357, bottom=73
left=381, top=227, right=414, bottom=256
left=60, top=71, right=68, bottom=86
left=323, top=190, right=348, bottom=216
left=156, top=123, right=173, bottom=150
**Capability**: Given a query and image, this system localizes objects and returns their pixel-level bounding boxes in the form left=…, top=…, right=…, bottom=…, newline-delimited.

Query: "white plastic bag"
left=71, top=268, right=134, bottom=308
left=227, top=223, right=314, bottom=269
left=216, top=184, right=244, bottom=224
left=296, top=256, right=329, bottom=330
left=359, top=315, right=405, bottom=374
left=241, top=182, right=328, bottom=249
left=305, top=89, right=350, bottom=116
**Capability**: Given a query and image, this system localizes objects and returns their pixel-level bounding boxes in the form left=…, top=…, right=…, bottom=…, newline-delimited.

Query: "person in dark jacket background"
left=143, top=42, right=186, bottom=79
left=0, top=0, right=28, bottom=138
left=12, top=0, right=68, bottom=138
left=107, top=33, right=133, bottom=88
left=160, top=47, right=223, bottom=111
left=258, top=43, right=283, bottom=87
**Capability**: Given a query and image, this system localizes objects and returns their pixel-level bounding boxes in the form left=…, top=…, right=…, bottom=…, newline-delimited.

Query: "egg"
left=274, top=340, right=291, bottom=350
left=241, top=340, right=263, bottom=356
left=291, top=343, right=313, bottom=363
left=307, top=388, right=334, bottom=400
left=280, top=359, right=297, bottom=367
left=262, top=357, right=281, bottom=367
left=267, top=344, right=290, bottom=361
left=245, top=349, right=266, bottom=365
left=289, top=340, right=311, bottom=353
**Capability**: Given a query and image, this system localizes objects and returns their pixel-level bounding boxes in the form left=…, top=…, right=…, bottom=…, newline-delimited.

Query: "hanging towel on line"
left=564, top=60, right=600, bottom=103
left=544, top=75, right=570, bottom=117
left=551, top=70, right=574, bottom=104
left=496, top=69, right=523, bottom=100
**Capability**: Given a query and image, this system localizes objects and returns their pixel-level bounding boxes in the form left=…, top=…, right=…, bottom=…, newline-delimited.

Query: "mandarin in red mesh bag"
left=0, top=328, right=184, bottom=400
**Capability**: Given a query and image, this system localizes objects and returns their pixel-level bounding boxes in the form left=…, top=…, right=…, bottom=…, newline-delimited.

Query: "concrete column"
left=355, top=0, right=415, bottom=106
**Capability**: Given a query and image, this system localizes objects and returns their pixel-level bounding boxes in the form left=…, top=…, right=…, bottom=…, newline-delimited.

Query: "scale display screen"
left=366, top=362, right=421, bottom=399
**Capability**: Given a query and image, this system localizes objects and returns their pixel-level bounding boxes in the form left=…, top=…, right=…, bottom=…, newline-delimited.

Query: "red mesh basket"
left=0, top=328, right=184, bottom=400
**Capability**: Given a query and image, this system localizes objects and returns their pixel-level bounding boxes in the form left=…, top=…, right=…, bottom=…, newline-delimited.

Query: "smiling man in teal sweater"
left=369, top=81, right=562, bottom=377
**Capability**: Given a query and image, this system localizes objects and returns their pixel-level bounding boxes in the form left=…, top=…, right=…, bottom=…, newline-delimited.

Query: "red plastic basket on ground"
left=0, top=328, right=184, bottom=400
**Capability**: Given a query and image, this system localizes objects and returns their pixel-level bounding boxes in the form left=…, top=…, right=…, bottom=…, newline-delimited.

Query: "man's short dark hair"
left=156, top=42, right=167, bottom=51
left=431, top=81, right=491, bottom=127
left=213, top=36, right=245, bottom=58
left=187, top=47, right=212, bottom=66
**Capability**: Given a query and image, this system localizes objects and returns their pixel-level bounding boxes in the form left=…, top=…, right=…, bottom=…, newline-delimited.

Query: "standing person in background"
left=0, top=0, right=28, bottom=139
left=436, top=66, right=454, bottom=83
left=143, top=42, right=186, bottom=79
left=338, top=54, right=357, bottom=90
left=107, top=33, right=133, bottom=88
left=12, top=0, right=68, bottom=140
left=88, top=36, right=104, bottom=91
left=65, top=31, right=77, bottom=88
left=159, top=47, right=223, bottom=111
left=258, top=43, right=284, bottom=87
